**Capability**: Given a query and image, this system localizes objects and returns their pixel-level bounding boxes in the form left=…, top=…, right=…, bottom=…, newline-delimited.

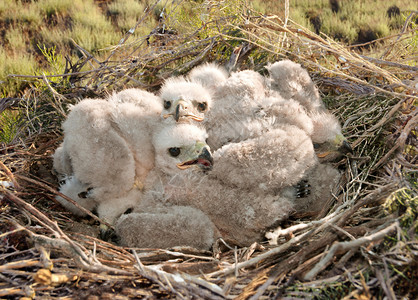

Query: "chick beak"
left=174, top=103, right=181, bottom=122
left=316, top=151, right=331, bottom=158
left=338, top=140, right=353, bottom=155
left=197, top=147, right=213, bottom=171
left=176, top=144, right=213, bottom=171
left=174, top=100, right=204, bottom=122
left=174, top=100, right=190, bottom=122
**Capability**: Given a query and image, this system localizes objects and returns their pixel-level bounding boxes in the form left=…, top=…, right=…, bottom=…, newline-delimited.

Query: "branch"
left=133, top=251, right=224, bottom=299
left=0, top=160, right=21, bottom=191
left=372, top=113, right=418, bottom=170
left=303, top=221, right=398, bottom=281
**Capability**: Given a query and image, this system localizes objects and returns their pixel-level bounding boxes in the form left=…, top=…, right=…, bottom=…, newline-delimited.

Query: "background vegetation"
left=0, top=0, right=416, bottom=299
left=0, top=0, right=416, bottom=97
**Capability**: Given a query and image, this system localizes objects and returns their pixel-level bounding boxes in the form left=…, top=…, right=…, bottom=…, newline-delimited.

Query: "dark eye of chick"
left=197, top=102, right=207, bottom=112
left=168, top=147, right=181, bottom=157
left=164, top=100, right=171, bottom=109
left=313, top=143, right=320, bottom=149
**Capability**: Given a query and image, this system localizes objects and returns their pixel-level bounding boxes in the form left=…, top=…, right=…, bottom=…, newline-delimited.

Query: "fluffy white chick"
left=116, top=123, right=218, bottom=250
left=210, top=124, right=316, bottom=192
left=187, top=63, right=319, bottom=193
left=188, top=62, right=228, bottom=90
left=200, top=94, right=342, bottom=221
left=266, top=60, right=353, bottom=159
left=116, top=122, right=314, bottom=249
left=266, top=59, right=323, bottom=112
left=187, top=63, right=344, bottom=217
left=53, top=92, right=162, bottom=226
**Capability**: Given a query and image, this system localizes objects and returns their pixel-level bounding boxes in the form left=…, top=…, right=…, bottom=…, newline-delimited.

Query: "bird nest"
left=1, top=4, right=417, bottom=299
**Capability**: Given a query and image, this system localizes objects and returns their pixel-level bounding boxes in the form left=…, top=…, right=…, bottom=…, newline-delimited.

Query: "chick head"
left=160, top=77, right=212, bottom=123
left=152, top=123, right=213, bottom=176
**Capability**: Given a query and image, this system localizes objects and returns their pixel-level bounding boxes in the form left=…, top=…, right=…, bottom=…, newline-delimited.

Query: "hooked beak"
left=174, top=101, right=183, bottom=122
left=176, top=143, right=213, bottom=171
left=315, top=135, right=353, bottom=161
left=338, top=140, right=353, bottom=155
left=174, top=99, right=204, bottom=122
left=197, top=147, right=213, bottom=171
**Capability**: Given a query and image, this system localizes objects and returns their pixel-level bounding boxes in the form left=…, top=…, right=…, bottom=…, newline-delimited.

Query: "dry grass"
left=0, top=1, right=417, bottom=299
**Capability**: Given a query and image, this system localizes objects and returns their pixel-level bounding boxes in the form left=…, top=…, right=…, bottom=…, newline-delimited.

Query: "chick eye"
left=164, top=100, right=171, bottom=109
left=197, top=102, right=207, bottom=112
left=313, top=143, right=320, bottom=149
left=168, top=147, right=181, bottom=157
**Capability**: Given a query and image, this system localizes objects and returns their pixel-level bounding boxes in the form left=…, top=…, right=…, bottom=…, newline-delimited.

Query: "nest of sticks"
left=1, top=3, right=417, bottom=299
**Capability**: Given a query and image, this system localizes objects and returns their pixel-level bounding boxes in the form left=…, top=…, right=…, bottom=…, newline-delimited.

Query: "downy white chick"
left=266, top=60, right=352, bottom=160
left=210, top=124, right=316, bottom=192
left=187, top=63, right=318, bottom=193
left=116, top=122, right=218, bottom=250
left=187, top=63, right=344, bottom=216
left=116, top=122, right=315, bottom=249
left=187, top=62, right=228, bottom=90
left=54, top=92, right=162, bottom=226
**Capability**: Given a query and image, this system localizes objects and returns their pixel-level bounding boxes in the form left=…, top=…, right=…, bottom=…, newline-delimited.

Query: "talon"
left=99, top=224, right=116, bottom=241
left=295, top=179, right=311, bottom=198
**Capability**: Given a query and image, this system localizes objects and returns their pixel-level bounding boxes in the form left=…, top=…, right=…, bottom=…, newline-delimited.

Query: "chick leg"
left=292, top=163, right=342, bottom=215
left=56, top=176, right=96, bottom=216
left=115, top=206, right=217, bottom=250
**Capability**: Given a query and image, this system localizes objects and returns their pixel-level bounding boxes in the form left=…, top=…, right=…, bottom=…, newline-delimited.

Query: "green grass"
left=38, top=0, right=74, bottom=18
left=0, top=109, right=24, bottom=144
left=253, top=0, right=416, bottom=43
left=0, top=0, right=416, bottom=97
left=108, top=0, right=155, bottom=33
left=0, top=48, right=38, bottom=96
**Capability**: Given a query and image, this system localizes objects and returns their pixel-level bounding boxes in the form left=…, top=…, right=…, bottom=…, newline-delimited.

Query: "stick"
left=207, top=228, right=313, bottom=278
left=133, top=251, right=224, bottom=300
left=303, top=221, right=398, bottom=281
left=0, top=160, right=21, bottom=191
left=7, top=68, right=105, bottom=79
left=372, top=113, right=418, bottom=170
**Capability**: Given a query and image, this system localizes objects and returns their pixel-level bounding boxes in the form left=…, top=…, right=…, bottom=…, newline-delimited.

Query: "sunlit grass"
left=38, top=0, right=74, bottom=18
left=0, top=0, right=416, bottom=96
left=0, top=109, right=23, bottom=144
left=4, top=27, right=27, bottom=51
left=71, top=23, right=120, bottom=53
left=0, top=49, right=38, bottom=96
left=252, top=0, right=417, bottom=43
left=107, top=0, right=155, bottom=33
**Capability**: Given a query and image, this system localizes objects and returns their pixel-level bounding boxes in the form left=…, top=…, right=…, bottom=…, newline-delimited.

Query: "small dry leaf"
left=33, top=269, right=78, bottom=286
